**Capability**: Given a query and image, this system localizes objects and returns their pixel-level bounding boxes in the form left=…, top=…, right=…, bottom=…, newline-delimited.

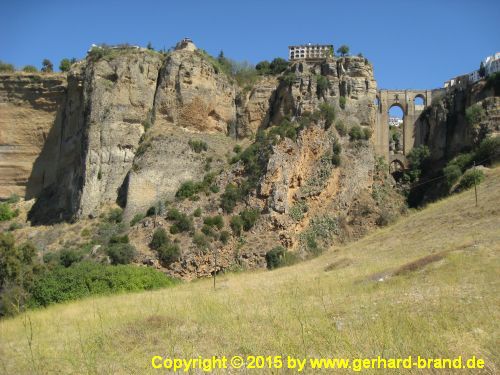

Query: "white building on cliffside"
left=288, top=44, right=333, bottom=61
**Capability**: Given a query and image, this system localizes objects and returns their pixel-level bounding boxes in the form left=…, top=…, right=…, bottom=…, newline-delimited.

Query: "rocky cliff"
left=1, top=44, right=409, bottom=279
left=0, top=73, right=66, bottom=200
left=422, top=80, right=499, bottom=161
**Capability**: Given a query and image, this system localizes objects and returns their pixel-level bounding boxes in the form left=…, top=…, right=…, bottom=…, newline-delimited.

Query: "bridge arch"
left=374, top=89, right=434, bottom=165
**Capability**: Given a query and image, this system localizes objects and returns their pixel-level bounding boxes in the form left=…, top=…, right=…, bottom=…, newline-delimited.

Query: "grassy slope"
left=1, top=168, right=499, bottom=374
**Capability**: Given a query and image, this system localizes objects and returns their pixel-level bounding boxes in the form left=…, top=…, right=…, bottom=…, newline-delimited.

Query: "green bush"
left=130, top=213, right=145, bottom=226
left=339, top=96, right=347, bottom=109
left=465, top=104, right=485, bottom=125
left=363, top=127, right=373, bottom=140
left=485, top=72, right=500, bottom=95
left=269, top=58, right=288, bottom=74
left=265, top=247, right=299, bottom=270
left=167, top=208, right=182, bottom=220
left=318, top=102, right=336, bottom=128
left=106, top=208, right=123, bottom=223
left=193, top=208, right=202, bottom=217
left=219, top=231, right=231, bottom=244
left=146, top=206, right=157, bottom=216
left=448, top=153, right=474, bottom=172
left=230, top=216, right=244, bottom=236
left=255, top=60, right=271, bottom=75
left=22, top=65, right=38, bottom=73
left=150, top=228, right=169, bottom=250
left=203, top=215, right=224, bottom=229
left=28, top=262, right=176, bottom=307
left=316, top=75, right=329, bottom=94
left=0, top=203, right=18, bottom=222
left=233, top=144, right=242, bottom=153
left=188, top=140, right=208, bottom=153
left=166, top=210, right=193, bottom=233
left=289, top=201, right=308, bottom=222
left=475, top=136, right=500, bottom=165
left=106, top=243, right=136, bottom=265
left=193, top=233, right=210, bottom=251
left=406, top=145, right=431, bottom=181
left=443, top=164, right=462, bottom=188
left=349, top=125, right=364, bottom=141
left=332, top=140, right=342, bottom=155
left=221, top=183, right=242, bottom=213
left=201, top=225, right=216, bottom=237
left=59, top=248, right=84, bottom=267
left=6, top=194, right=20, bottom=204
left=0, top=60, right=15, bottom=72
left=458, top=169, right=485, bottom=190
left=239, top=208, right=260, bottom=231
left=335, top=120, right=347, bottom=136
left=176, top=181, right=199, bottom=200
left=157, top=244, right=181, bottom=264
left=59, top=58, right=72, bottom=72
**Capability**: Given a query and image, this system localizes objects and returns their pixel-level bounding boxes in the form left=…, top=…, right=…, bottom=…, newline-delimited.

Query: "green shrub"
left=376, top=210, right=396, bottom=227
left=210, top=185, right=220, bottom=193
left=331, top=154, right=341, bottom=167
left=219, top=231, right=231, bottom=244
left=349, top=125, right=364, bottom=141
left=465, top=104, right=485, bottom=125
left=255, top=60, right=271, bottom=75
left=221, top=183, right=242, bottom=213
left=335, top=120, right=347, bottom=136
left=106, top=243, right=136, bottom=265
left=59, top=58, right=72, bottom=72
left=0, top=60, right=15, bottom=72
left=106, top=208, right=123, bottom=223
left=316, top=75, right=329, bottom=94
left=193, top=208, right=202, bottom=217
left=269, top=57, right=288, bottom=74
left=59, top=248, right=85, bottom=267
left=166, top=208, right=182, bottom=221
left=339, top=96, right=347, bottom=109
left=265, top=246, right=285, bottom=269
left=475, top=136, right=500, bottom=165
left=443, top=164, right=462, bottom=188
left=110, top=234, right=129, bottom=244
left=458, top=169, right=485, bottom=190
left=157, top=244, right=181, bottom=264
left=146, top=206, right=157, bottom=216
left=406, top=145, right=431, bottom=181
left=239, top=209, right=260, bottom=231
left=201, top=225, right=216, bottom=237
left=6, top=194, right=20, bottom=204
left=485, top=72, right=500, bottom=95
left=0, top=203, right=18, bottom=222
left=22, top=65, right=38, bottom=73
left=28, top=262, right=176, bottom=307
left=188, top=140, right=208, bottom=153
left=8, top=222, right=23, bottom=231
left=363, top=127, right=373, bottom=140
left=233, top=145, right=242, bottom=153
left=230, top=216, right=244, bottom=236
left=150, top=228, right=169, bottom=250
left=193, top=233, right=210, bottom=251
left=448, top=153, right=474, bottom=172
left=203, top=215, right=224, bottom=229
left=166, top=210, right=193, bottom=233
left=289, top=201, right=308, bottom=222
left=319, top=102, right=336, bottom=128
left=130, top=213, right=145, bottom=226
left=265, top=246, right=299, bottom=270
left=176, top=181, right=198, bottom=200
left=332, top=140, right=342, bottom=155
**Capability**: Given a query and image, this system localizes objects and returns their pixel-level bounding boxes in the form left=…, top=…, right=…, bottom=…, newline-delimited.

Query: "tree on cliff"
left=41, top=59, right=53, bottom=73
left=337, top=45, right=350, bottom=57
left=59, top=58, right=71, bottom=72
left=479, top=61, right=486, bottom=78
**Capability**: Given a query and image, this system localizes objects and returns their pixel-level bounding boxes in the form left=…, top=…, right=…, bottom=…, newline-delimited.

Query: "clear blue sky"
left=1, top=0, right=498, bottom=89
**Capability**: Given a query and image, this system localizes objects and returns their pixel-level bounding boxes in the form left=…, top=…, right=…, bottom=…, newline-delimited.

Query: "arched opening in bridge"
left=374, top=96, right=380, bottom=111
left=414, top=95, right=425, bottom=111
left=388, top=104, right=404, bottom=155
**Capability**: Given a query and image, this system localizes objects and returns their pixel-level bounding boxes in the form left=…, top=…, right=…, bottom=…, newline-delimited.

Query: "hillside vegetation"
left=1, top=168, right=499, bottom=374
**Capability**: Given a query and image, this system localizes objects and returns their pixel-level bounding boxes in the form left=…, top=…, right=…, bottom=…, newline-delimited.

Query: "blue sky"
left=1, top=0, right=498, bottom=89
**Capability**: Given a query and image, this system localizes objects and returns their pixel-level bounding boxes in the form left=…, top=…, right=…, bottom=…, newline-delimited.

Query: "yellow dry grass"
left=1, top=168, right=499, bottom=374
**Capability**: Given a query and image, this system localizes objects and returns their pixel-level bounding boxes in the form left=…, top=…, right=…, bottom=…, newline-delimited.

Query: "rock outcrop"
left=0, top=73, right=66, bottom=199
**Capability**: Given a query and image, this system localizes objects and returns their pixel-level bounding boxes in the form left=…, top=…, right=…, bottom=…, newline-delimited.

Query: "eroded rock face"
left=29, top=50, right=163, bottom=223
left=422, top=82, right=500, bottom=160
left=0, top=73, right=66, bottom=199
left=153, top=49, right=237, bottom=133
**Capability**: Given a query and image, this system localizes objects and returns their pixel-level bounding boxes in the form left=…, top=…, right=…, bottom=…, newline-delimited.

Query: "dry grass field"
left=1, top=168, right=499, bottom=374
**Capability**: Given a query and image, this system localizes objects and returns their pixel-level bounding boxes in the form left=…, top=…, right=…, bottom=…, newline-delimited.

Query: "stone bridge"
left=374, top=89, right=434, bottom=170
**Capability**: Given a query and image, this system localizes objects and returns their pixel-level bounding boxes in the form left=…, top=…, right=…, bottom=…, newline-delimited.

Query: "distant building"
left=389, top=117, right=403, bottom=127
left=288, top=44, right=333, bottom=61
left=175, top=38, right=196, bottom=51
left=444, top=52, right=499, bottom=88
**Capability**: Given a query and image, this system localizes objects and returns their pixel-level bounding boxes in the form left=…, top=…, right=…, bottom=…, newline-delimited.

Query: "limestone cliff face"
left=0, top=73, right=66, bottom=200
left=421, top=82, right=499, bottom=161
left=153, top=49, right=237, bottom=133
left=29, top=50, right=163, bottom=223
left=269, top=56, right=377, bottom=126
